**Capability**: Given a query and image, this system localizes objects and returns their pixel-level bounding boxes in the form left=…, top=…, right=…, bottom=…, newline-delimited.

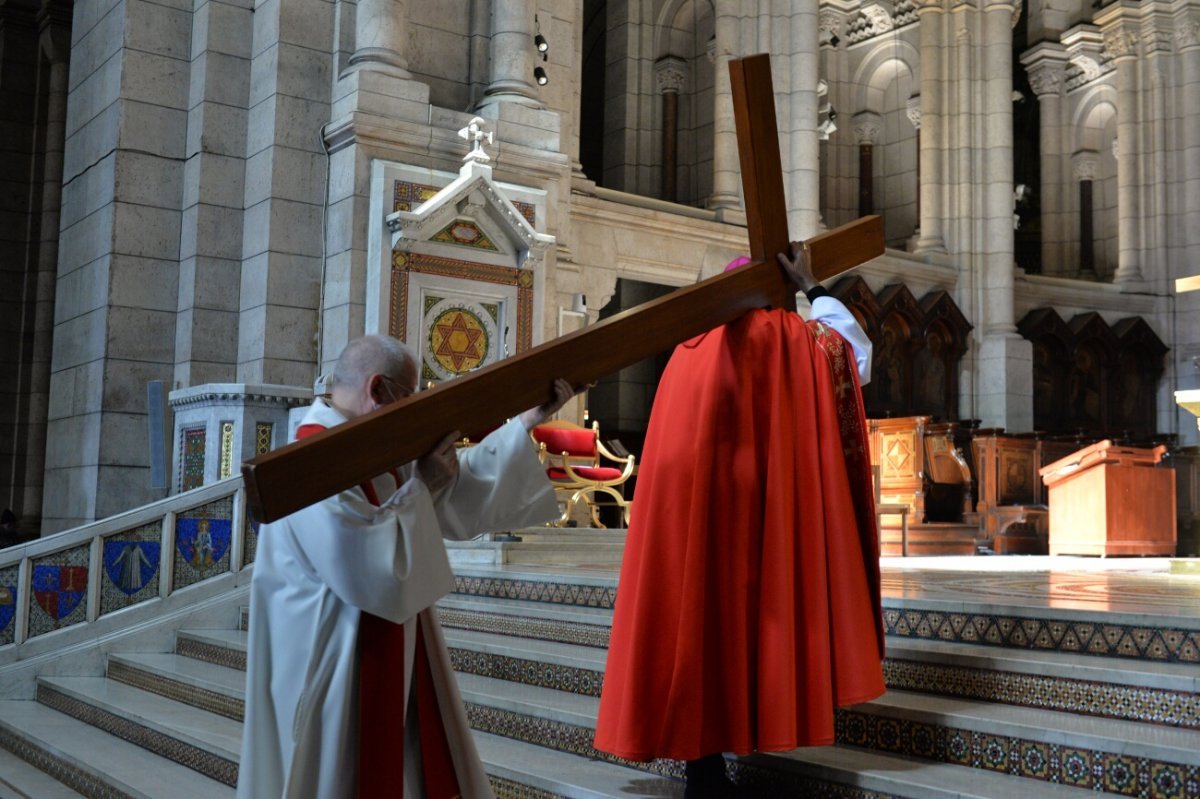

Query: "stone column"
left=1100, top=18, right=1143, bottom=285
left=853, top=111, right=882, bottom=217
left=656, top=57, right=687, bottom=203
left=709, top=0, right=742, bottom=214
left=913, top=0, right=947, bottom=254
left=347, top=0, right=411, bottom=77
left=818, top=6, right=851, bottom=228
left=1022, top=44, right=1069, bottom=276
left=479, top=0, right=541, bottom=109
left=1179, top=16, right=1200, bottom=277
left=1073, top=151, right=1099, bottom=279
left=906, top=96, right=921, bottom=242
left=785, top=0, right=822, bottom=237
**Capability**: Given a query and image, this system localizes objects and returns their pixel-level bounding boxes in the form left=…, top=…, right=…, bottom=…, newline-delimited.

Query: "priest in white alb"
left=238, top=335, right=576, bottom=799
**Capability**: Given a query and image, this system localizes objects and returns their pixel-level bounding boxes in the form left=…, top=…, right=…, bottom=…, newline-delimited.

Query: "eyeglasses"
left=378, top=375, right=415, bottom=404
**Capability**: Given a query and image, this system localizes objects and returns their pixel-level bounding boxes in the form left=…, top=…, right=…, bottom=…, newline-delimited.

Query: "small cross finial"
left=458, top=116, right=494, bottom=164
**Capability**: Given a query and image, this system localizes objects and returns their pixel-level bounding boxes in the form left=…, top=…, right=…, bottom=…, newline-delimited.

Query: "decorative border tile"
left=834, top=709, right=1200, bottom=798
left=489, top=775, right=568, bottom=799
left=439, top=608, right=611, bottom=649
left=0, top=563, right=18, bottom=646
left=38, top=685, right=237, bottom=787
left=0, top=723, right=138, bottom=799
left=176, top=637, right=246, bottom=672
left=28, top=544, right=89, bottom=638
left=884, top=658, right=1200, bottom=729
left=454, top=576, right=617, bottom=610
left=883, top=607, right=1200, bottom=664
left=449, top=648, right=604, bottom=698
left=107, top=660, right=243, bottom=722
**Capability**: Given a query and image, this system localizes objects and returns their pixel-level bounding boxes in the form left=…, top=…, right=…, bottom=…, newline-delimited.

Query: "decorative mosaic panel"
left=453, top=575, right=617, bottom=609
left=882, top=606, right=1200, bottom=664
left=884, top=657, right=1200, bottom=729
left=0, top=563, right=18, bottom=646
left=244, top=515, right=259, bottom=565
left=449, top=647, right=604, bottom=697
left=425, top=299, right=497, bottom=378
left=28, top=544, right=89, bottom=637
left=219, top=421, right=235, bottom=479
left=100, top=522, right=162, bottom=615
left=835, top=708, right=1200, bottom=798
left=490, top=775, right=568, bottom=799
left=255, top=422, right=273, bottom=455
left=438, top=608, right=611, bottom=649
left=172, top=496, right=233, bottom=590
left=391, top=251, right=534, bottom=359
left=108, top=658, right=243, bottom=721
left=180, top=427, right=205, bottom=491
left=430, top=219, right=499, bottom=251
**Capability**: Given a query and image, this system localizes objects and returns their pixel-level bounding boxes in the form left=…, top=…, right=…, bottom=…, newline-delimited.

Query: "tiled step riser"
left=835, top=708, right=1199, bottom=799
left=175, top=638, right=246, bottom=672
left=35, top=685, right=237, bottom=788
left=106, top=661, right=243, bottom=722
left=439, top=608, right=610, bottom=649
left=449, top=647, right=604, bottom=698
left=0, top=724, right=139, bottom=799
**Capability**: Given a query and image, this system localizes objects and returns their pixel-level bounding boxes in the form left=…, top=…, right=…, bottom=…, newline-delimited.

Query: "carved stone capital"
left=1072, top=150, right=1099, bottom=181
left=1177, top=18, right=1200, bottom=51
left=906, top=96, right=921, bottom=129
left=862, top=3, right=895, bottom=34
left=655, top=56, right=688, bottom=94
left=853, top=111, right=883, bottom=145
left=1025, top=62, right=1064, bottom=97
left=1143, top=28, right=1173, bottom=55
left=1104, top=28, right=1140, bottom=60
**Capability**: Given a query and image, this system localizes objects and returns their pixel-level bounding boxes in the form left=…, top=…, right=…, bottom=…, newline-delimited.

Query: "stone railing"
left=0, top=476, right=252, bottom=652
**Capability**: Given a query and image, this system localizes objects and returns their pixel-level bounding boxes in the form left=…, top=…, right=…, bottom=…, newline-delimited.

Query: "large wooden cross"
left=241, top=54, right=884, bottom=524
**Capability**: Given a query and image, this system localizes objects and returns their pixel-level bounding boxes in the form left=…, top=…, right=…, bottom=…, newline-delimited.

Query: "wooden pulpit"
left=1039, top=440, right=1176, bottom=556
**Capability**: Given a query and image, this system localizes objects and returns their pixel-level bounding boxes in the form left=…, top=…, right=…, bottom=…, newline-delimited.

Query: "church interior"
left=1, top=0, right=1199, bottom=795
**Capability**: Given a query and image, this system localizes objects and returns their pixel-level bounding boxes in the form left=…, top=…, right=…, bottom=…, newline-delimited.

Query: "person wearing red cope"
left=238, top=335, right=578, bottom=799
left=593, top=243, right=886, bottom=798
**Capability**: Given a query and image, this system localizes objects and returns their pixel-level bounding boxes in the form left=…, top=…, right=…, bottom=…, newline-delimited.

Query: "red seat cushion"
left=547, top=466, right=625, bottom=482
left=532, top=426, right=597, bottom=457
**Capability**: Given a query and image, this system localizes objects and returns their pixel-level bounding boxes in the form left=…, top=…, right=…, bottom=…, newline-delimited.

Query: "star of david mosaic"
left=429, top=308, right=490, bottom=374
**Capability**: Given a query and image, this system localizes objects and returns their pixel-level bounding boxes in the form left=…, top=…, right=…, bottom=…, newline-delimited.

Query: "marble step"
left=106, top=652, right=245, bottom=721
left=445, top=628, right=607, bottom=698
left=446, top=540, right=626, bottom=567
left=438, top=595, right=612, bottom=649
left=0, top=747, right=87, bottom=799
left=35, top=676, right=240, bottom=786
left=480, top=529, right=629, bottom=545
left=0, top=700, right=235, bottom=799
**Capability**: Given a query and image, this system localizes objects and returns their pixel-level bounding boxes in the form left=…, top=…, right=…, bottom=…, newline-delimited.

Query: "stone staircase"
left=0, top=559, right=1198, bottom=798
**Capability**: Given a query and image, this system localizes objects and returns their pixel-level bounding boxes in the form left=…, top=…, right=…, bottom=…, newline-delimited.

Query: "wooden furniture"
left=873, top=464, right=910, bottom=556
left=530, top=421, right=635, bottom=528
left=923, top=421, right=973, bottom=522
left=1039, top=440, right=1176, bottom=556
left=241, top=53, right=886, bottom=525
left=868, top=416, right=930, bottom=524
left=970, top=430, right=1048, bottom=554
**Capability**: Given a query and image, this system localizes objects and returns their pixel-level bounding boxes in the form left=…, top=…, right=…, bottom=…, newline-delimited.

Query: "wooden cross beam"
left=241, top=54, right=884, bottom=524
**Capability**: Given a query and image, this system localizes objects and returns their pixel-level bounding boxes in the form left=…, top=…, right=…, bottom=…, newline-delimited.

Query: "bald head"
left=329, top=336, right=418, bottom=417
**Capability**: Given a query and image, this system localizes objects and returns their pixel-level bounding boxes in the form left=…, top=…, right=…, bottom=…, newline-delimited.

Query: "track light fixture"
left=534, top=66, right=548, bottom=86
left=534, top=15, right=548, bottom=60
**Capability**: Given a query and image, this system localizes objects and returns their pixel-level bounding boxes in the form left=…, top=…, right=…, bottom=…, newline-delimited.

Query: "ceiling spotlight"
left=534, top=66, right=548, bottom=86
left=535, top=33, right=548, bottom=54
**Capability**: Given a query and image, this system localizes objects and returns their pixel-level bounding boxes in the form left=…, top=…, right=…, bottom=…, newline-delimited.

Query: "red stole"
left=593, top=309, right=885, bottom=762
left=294, top=423, right=461, bottom=798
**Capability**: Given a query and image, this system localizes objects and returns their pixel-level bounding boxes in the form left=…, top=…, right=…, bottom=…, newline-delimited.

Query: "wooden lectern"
left=1039, top=440, right=1176, bottom=556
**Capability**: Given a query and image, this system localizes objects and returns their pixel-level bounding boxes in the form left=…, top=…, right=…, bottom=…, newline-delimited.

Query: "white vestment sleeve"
left=811, top=295, right=873, bottom=385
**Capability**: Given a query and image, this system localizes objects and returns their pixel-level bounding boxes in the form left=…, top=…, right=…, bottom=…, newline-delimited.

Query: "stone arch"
left=1074, top=99, right=1119, bottom=279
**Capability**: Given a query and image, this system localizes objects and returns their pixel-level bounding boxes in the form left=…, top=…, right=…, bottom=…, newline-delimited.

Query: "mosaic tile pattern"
left=885, top=658, right=1200, bottom=729
left=453, top=575, right=617, bottom=609
left=465, top=702, right=682, bottom=779
left=99, top=523, right=162, bottom=616
left=172, top=496, right=233, bottom=591
left=438, top=608, right=611, bottom=649
left=107, top=659, right=243, bottom=721
left=449, top=647, right=604, bottom=697
left=0, top=724, right=138, bottom=799
left=219, top=421, right=235, bottom=479
left=731, top=761, right=902, bottom=799
left=28, top=544, right=89, bottom=637
left=489, top=775, right=567, bottom=799
left=180, top=427, right=205, bottom=491
left=243, top=515, right=259, bottom=565
left=176, top=637, right=246, bottom=672
left=38, top=685, right=237, bottom=787
left=835, top=708, right=1200, bottom=798
left=255, top=422, right=273, bottom=455
left=883, top=607, right=1200, bottom=664
left=0, top=563, right=18, bottom=646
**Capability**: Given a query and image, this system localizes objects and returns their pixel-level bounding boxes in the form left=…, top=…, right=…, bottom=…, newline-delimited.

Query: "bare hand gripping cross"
left=241, top=54, right=885, bottom=524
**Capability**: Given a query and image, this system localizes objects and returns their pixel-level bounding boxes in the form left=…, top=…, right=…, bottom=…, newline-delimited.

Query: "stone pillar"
left=1100, top=18, right=1143, bottom=285
left=1022, top=44, right=1069, bottom=276
left=853, top=111, right=882, bottom=217
left=348, top=0, right=411, bottom=77
left=906, top=96, right=921, bottom=242
left=478, top=0, right=541, bottom=110
left=818, top=6, right=851, bottom=228
left=656, top=57, right=687, bottom=203
left=1074, top=151, right=1099, bottom=279
left=785, top=0, right=822, bottom=237
left=913, top=0, right=947, bottom=254
left=709, top=0, right=742, bottom=214
left=1179, top=16, right=1200, bottom=276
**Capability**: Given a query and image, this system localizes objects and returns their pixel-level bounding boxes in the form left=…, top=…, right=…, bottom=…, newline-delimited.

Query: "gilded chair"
left=530, top=420, right=636, bottom=528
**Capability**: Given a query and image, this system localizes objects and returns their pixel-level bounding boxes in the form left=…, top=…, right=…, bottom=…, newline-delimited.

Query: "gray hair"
left=330, top=335, right=416, bottom=389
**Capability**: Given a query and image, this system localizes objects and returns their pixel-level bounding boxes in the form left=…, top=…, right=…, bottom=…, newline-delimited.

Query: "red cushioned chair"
left=530, top=420, right=635, bottom=528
